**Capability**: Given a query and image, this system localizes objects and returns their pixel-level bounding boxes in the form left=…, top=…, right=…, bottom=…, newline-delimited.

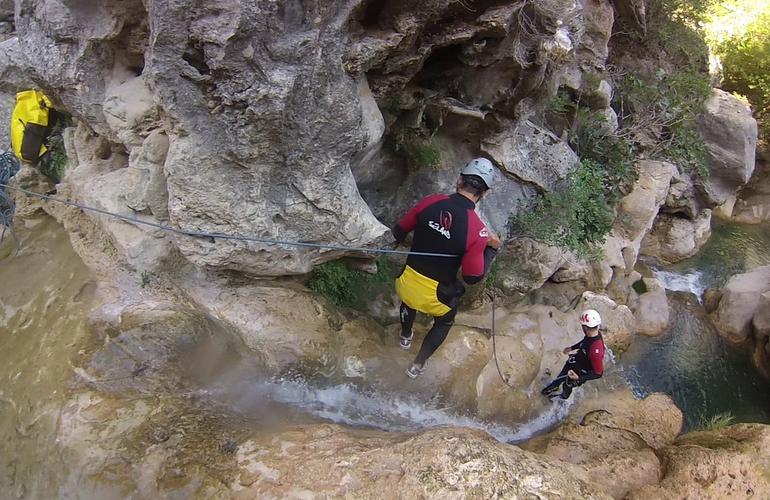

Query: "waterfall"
left=652, top=269, right=707, bottom=301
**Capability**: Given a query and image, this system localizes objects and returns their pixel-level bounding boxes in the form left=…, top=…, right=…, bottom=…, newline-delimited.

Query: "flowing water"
left=626, top=219, right=770, bottom=430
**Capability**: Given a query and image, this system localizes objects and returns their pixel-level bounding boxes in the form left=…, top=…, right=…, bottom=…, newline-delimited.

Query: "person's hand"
left=563, top=346, right=572, bottom=355
left=487, top=232, right=502, bottom=250
left=567, top=369, right=579, bottom=380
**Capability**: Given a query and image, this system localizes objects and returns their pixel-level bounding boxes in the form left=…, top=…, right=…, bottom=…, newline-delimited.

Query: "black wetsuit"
left=393, top=193, right=496, bottom=365
left=543, top=333, right=605, bottom=399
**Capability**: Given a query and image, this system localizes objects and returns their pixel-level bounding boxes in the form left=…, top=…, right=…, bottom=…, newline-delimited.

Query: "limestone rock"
left=630, top=277, right=670, bottom=337
left=102, top=75, right=160, bottom=147
left=15, top=0, right=390, bottom=276
left=732, top=157, right=770, bottom=224
left=187, top=281, right=342, bottom=373
left=0, top=37, right=36, bottom=148
left=481, top=119, right=578, bottom=192
left=580, top=291, right=635, bottom=351
left=231, top=425, right=611, bottom=499
left=696, top=89, right=758, bottom=206
left=61, top=123, right=176, bottom=273
left=603, top=160, right=676, bottom=273
left=640, top=210, right=712, bottom=264
left=628, top=424, right=770, bottom=500
left=523, top=392, right=682, bottom=499
left=711, top=265, right=770, bottom=343
left=662, top=170, right=700, bottom=219
left=496, top=238, right=565, bottom=296
left=576, top=0, right=615, bottom=68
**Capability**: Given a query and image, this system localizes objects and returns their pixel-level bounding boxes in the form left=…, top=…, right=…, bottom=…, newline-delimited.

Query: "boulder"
left=481, top=119, right=578, bottom=193
left=695, top=89, right=758, bottom=206
left=661, top=170, right=701, bottom=219
left=523, top=392, right=682, bottom=499
left=580, top=291, right=635, bottom=351
left=732, top=158, right=770, bottom=224
left=628, top=424, right=770, bottom=500
left=576, top=0, right=615, bottom=68
left=711, top=265, right=770, bottom=343
left=185, top=279, right=344, bottom=373
left=603, top=160, right=676, bottom=273
left=630, top=277, right=670, bottom=337
left=640, top=210, right=712, bottom=264
left=495, top=238, right=565, bottom=296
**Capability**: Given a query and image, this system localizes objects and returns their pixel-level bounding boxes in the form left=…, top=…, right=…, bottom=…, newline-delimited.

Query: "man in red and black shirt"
left=392, top=158, right=502, bottom=378
left=542, top=309, right=606, bottom=399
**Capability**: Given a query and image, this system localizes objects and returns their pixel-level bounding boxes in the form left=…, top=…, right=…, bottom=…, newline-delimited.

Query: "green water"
left=667, top=218, right=770, bottom=289
left=626, top=219, right=770, bottom=430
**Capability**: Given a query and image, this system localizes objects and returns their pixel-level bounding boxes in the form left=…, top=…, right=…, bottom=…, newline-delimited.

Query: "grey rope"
left=487, top=291, right=518, bottom=390
left=0, top=182, right=459, bottom=259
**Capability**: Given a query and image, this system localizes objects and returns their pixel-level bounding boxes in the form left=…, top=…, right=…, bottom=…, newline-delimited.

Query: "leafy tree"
left=715, top=9, right=770, bottom=136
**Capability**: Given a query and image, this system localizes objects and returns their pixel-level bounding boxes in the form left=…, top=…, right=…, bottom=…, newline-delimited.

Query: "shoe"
left=399, top=331, right=413, bottom=350
left=541, top=385, right=559, bottom=396
left=405, top=361, right=426, bottom=379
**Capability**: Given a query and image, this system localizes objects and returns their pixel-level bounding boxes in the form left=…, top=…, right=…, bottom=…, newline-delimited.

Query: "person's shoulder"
left=413, top=193, right=450, bottom=208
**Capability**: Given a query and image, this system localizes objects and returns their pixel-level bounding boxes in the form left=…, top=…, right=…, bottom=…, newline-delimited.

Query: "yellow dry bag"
left=11, top=90, right=53, bottom=164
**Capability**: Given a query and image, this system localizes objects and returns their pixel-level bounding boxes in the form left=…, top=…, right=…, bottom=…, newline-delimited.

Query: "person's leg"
left=399, top=302, right=417, bottom=349
left=413, top=307, right=458, bottom=366
left=541, top=363, right=572, bottom=395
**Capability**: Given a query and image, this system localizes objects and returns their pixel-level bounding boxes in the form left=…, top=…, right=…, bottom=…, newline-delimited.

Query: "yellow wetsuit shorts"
left=395, top=265, right=452, bottom=317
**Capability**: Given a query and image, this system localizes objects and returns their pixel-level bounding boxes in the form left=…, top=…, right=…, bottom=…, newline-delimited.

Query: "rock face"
left=0, top=37, right=35, bottom=149
left=640, top=210, right=712, bottom=264
left=603, top=160, right=676, bottom=273
left=628, top=424, right=770, bottom=500
left=711, top=265, right=770, bottom=343
left=696, top=89, right=758, bottom=207
left=230, top=425, right=611, bottom=499
left=15, top=0, right=390, bottom=275
left=710, top=265, right=770, bottom=380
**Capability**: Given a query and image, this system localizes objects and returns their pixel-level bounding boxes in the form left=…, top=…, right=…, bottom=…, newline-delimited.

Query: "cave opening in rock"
left=183, top=41, right=211, bottom=76
left=411, top=44, right=466, bottom=93
left=359, top=0, right=390, bottom=30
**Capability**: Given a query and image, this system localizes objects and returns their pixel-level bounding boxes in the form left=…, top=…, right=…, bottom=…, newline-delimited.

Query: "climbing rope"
left=487, top=291, right=518, bottom=390
left=0, top=151, right=21, bottom=251
left=0, top=182, right=460, bottom=259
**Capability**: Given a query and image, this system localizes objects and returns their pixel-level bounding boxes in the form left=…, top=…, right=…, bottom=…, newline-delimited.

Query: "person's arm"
left=461, top=237, right=497, bottom=284
left=392, top=194, right=447, bottom=243
left=578, top=341, right=605, bottom=383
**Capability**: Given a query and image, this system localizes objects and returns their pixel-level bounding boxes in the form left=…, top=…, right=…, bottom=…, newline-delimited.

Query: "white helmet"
left=461, top=157, right=496, bottom=189
left=580, top=309, right=601, bottom=328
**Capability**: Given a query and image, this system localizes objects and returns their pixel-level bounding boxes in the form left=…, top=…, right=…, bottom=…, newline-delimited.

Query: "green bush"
left=615, top=71, right=711, bottom=177
left=412, top=141, right=442, bottom=169
left=509, top=160, right=614, bottom=259
left=308, top=257, right=395, bottom=308
left=39, top=115, right=69, bottom=183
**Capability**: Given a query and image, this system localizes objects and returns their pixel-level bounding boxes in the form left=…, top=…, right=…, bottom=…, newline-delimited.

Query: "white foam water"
left=207, top=374, right=577, bottom=443
left=652, top=269, right=706, bottom=300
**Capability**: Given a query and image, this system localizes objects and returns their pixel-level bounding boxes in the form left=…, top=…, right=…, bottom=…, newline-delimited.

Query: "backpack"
left=11, top=89, right=53, bottom=164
